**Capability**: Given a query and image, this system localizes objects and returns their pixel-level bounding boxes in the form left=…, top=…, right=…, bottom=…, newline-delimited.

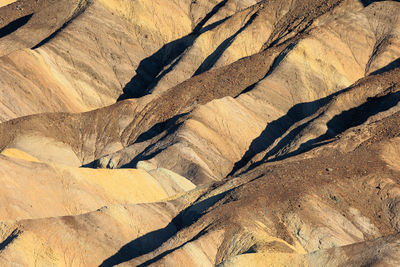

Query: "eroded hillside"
left=0, top=0, right=400, bottom=266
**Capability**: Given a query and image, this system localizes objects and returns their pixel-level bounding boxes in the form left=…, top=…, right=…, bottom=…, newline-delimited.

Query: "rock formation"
left=0, top=0, right=400, bottom=266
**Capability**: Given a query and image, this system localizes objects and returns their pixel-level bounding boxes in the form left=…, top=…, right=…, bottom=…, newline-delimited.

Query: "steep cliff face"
left=0, top=0, right=400, bottom=266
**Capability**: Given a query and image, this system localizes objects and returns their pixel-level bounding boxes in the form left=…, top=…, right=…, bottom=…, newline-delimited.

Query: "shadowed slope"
left=1, top=1, right=400, bottom=266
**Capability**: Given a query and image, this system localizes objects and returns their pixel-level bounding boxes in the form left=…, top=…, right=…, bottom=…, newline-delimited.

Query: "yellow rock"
left=1, top=148, right=40, bottom=162
left=0, top=0, right=15, bottom=7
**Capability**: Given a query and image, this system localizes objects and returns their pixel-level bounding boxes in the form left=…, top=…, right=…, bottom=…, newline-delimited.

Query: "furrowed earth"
left=0, top=0, right=400, bottom=266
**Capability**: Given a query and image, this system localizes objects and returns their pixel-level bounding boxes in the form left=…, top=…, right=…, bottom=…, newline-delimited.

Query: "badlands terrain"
left=0, top=0, right=400, bottom=266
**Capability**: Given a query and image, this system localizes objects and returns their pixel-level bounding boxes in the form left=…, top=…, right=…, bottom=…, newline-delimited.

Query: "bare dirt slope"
left=1, top=0, right=400, bottom=266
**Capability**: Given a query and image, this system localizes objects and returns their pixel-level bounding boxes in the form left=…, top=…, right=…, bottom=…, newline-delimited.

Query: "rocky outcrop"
left=1, top=0, right=400, bottom=266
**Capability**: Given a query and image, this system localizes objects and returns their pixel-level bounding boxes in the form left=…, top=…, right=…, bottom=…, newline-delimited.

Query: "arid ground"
left=1, top=0, right=400, bottom=266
